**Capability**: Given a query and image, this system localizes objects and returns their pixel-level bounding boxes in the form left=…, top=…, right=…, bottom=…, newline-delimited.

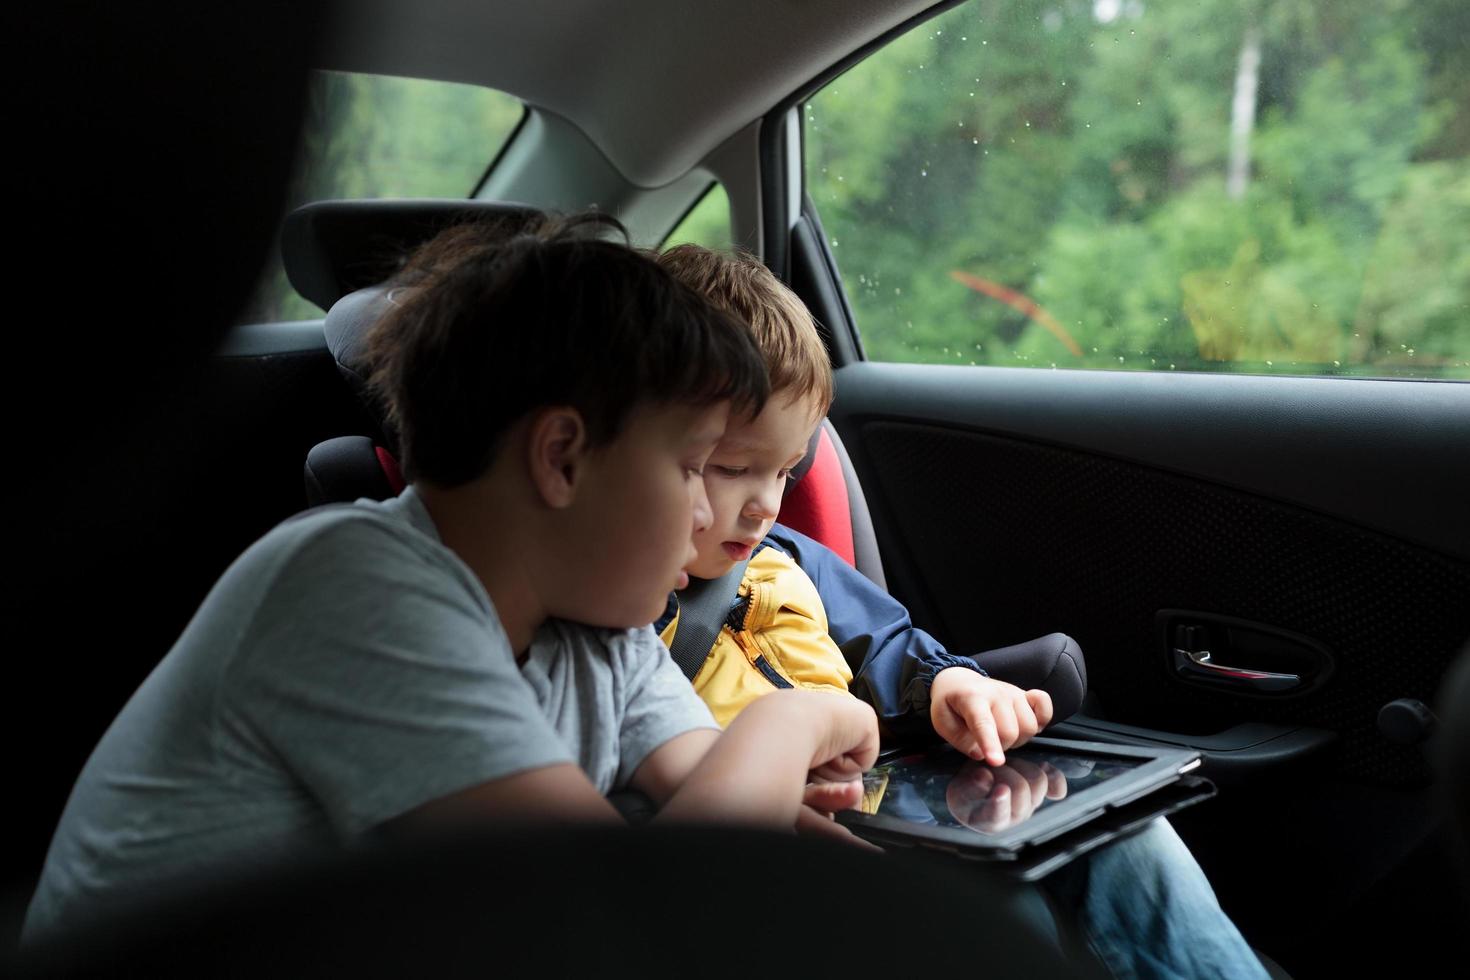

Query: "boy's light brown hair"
left=657, top=244, right=834, bottom=413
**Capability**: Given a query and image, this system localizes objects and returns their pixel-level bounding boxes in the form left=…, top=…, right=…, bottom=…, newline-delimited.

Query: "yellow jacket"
left=659, top=544, right=853, bottom=728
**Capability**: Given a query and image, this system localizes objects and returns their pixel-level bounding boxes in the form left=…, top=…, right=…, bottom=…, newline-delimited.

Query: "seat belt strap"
left=668, top=558, right=752, bottom=680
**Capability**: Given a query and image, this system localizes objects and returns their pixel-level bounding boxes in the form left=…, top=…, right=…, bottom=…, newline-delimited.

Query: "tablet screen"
left=859, top=743, right=1145, bottom=839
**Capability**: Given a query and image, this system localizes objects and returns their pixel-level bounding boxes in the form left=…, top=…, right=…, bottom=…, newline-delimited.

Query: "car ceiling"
left=319, top=0, right=939, bottom=188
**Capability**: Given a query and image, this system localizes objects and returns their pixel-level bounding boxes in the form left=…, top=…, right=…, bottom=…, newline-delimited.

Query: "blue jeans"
left=1039, top=819, right=1271, bottom=980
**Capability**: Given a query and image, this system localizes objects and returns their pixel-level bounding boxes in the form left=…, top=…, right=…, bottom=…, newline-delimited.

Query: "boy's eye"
left=714, top=465, right=747, bottom=478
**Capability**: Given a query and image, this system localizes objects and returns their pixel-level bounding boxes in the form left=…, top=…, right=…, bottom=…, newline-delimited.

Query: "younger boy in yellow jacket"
left=655, top=245, right=1051, bottom=765
left=652, top=246, right=1275, bottom=980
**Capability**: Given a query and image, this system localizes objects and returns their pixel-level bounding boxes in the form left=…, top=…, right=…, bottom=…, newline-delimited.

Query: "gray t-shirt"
left=25, top=488, right=715, bottom=940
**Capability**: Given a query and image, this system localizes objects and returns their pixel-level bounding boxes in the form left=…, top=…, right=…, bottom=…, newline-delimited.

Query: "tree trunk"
left=1228, top=24, right=1261, bottom=201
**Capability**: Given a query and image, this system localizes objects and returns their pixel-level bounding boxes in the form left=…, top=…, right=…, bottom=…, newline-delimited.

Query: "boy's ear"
left=526, top=407, right=588, bottom=509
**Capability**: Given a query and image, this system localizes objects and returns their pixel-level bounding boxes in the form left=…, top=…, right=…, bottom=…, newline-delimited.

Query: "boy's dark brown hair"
left=656, top=244, right=834, bottom=413
left=365, top=212, right=769, bottom=487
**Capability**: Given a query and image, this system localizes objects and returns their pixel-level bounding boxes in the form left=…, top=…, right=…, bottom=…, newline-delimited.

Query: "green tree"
left=806, top=0, right=1470, bottom=379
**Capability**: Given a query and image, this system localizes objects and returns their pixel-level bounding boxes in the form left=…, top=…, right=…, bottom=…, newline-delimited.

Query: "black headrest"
left=323, top=285, right=396, bottom=408
left=281, top=198, right=544, bottom=312
left=305, top=435, right=400, bottom=507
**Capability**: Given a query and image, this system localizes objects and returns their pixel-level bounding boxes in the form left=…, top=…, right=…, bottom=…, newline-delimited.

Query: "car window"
left=804, top=0, right=1470, bottom=379
left=240, top=71, right=524, bottom=324
left=663, top=182, right=732, bottom=251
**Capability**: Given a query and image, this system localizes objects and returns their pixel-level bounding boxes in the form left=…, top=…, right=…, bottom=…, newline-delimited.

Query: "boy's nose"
left=745, top=480, right=782, bottom=522
left=691, top=475, right=714, bottom=534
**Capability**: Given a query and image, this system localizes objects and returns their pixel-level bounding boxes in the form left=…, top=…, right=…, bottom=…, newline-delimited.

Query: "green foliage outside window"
left=806, top=0, right=1470, bottom=378
left=239, top=72, right=523, bottom=325
left=663, top=183, right=733, bottom=251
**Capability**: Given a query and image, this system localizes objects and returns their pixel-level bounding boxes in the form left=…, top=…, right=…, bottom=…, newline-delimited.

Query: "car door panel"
left=828, top=362, right=1470, bottom=788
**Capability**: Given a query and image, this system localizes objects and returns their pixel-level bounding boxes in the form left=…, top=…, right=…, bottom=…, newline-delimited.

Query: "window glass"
left=239, top=71, right=524, bottom=324
left=805, top=0, right=1470, bottom=378
left=663, top=182, right=732, bottom=251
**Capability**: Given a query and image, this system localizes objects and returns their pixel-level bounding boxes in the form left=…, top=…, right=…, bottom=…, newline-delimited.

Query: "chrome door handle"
left=1173, top=647, right=1301, bottom=693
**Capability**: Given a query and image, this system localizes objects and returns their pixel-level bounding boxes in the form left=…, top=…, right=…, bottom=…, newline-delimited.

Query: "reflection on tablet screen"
left=859, top=744, right=1141, bottom=837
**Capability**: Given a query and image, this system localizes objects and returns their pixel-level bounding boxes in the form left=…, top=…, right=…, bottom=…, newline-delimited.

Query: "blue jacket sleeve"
left=764, top=524, right=985, bottom=736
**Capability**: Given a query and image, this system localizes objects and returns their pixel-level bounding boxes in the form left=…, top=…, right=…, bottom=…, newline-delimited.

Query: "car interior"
left=7, top=1, right=1469, bottom=974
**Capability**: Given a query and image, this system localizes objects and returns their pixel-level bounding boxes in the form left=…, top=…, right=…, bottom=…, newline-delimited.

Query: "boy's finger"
left=992, top=699, right=1020, bottom=751
left=1013, top=694, right=1039, bottom=743
left=934, top=703, right=981, bottom=761
left=803, top=780, right=862, bottom=813
left=944, top=730, right=982, bottom=762
left=1027, top=689, right=1055, bottom=729
left=955, top=699, right=1005, bottom=765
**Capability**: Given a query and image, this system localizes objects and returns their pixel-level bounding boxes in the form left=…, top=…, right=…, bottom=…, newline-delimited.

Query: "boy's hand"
left=806, top=693, right=881, bottom=784
left=794, top=782, right=882, bottom=851
left=661, top=690, right=879, bottom=832
left=930, top=668, right=1053, bottom=766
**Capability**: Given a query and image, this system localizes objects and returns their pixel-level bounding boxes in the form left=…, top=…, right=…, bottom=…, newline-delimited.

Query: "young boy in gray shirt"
left=25, top=214, right=878, bottom=942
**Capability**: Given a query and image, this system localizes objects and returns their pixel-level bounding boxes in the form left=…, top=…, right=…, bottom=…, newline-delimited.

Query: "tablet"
left=835, top=736, right=1213, bottom=877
